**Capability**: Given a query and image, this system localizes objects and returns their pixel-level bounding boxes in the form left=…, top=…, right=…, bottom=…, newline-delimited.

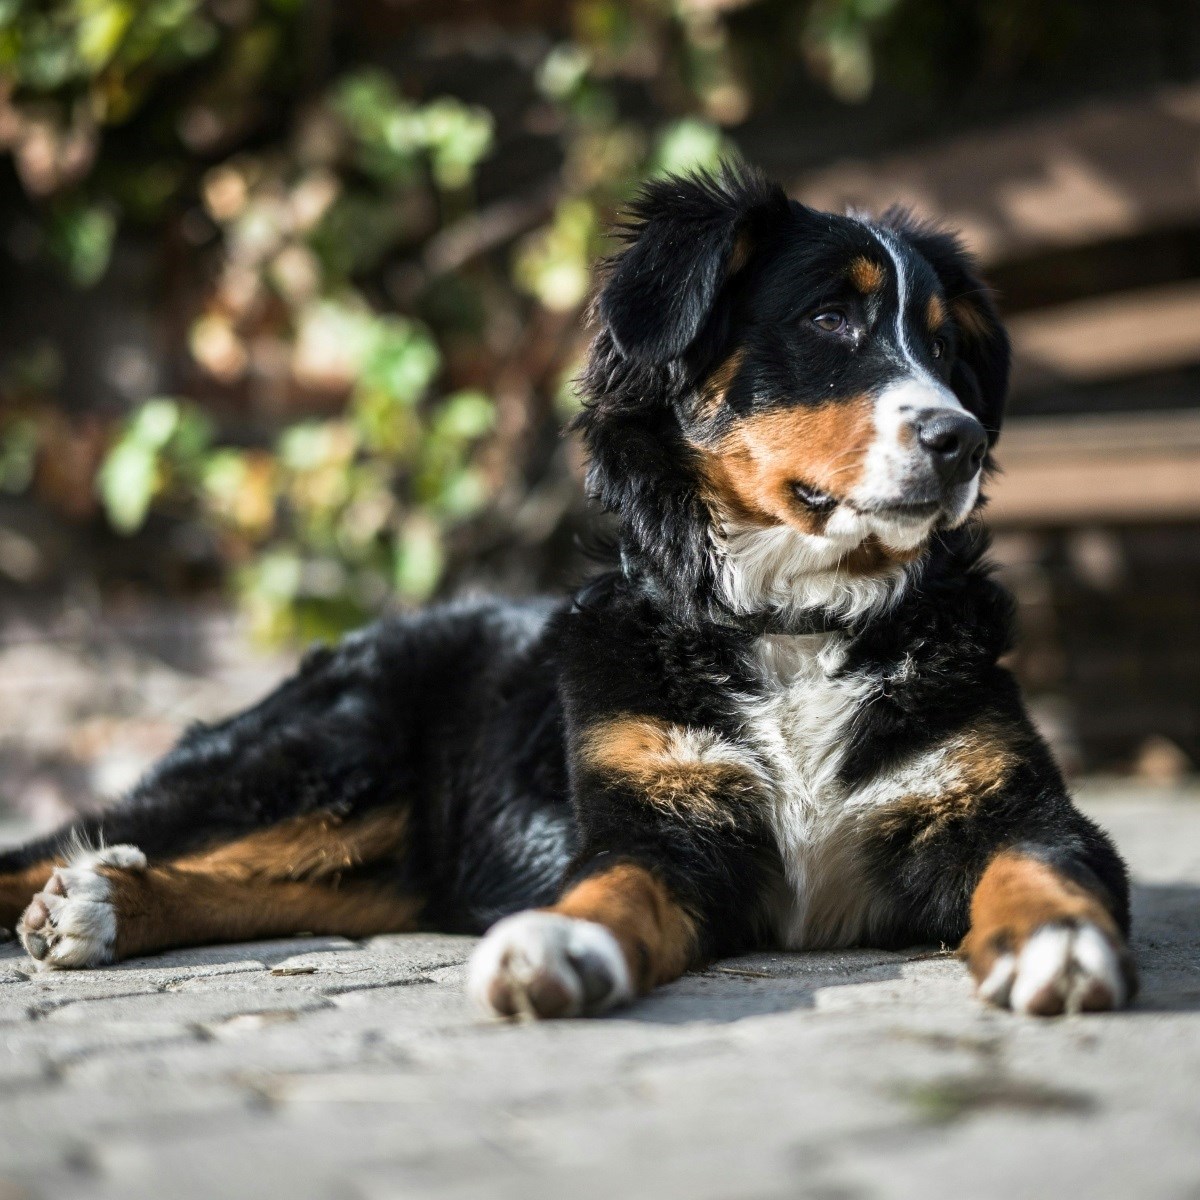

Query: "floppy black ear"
left=598, top=165, right=789, bottom=365
left=882, top=210, right=1010, bottom=447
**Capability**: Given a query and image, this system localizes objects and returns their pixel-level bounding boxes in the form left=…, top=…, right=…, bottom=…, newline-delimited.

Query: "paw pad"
left=978, top=921, right=1132, bottom=1016
left=468, top=912, right=633, bottom=1019
left=16, top=845, right=143, bottom=971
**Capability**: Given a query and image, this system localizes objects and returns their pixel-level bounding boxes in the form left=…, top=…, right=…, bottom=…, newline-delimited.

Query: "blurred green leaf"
left=98, top=398, right=213, bottom=532
left=651, top=118, right=727, bottom=177
left=538, top=43, right=591, bottom=100
left=514, top=198, right=599, bottom=312
left=423, top=99, right=494, bottom=190
left=432, top=390, right=494, bottom=442
left=0, top=419, right=38, bottom=494
left=98, top=439, right=158, bottom=532
left=129, top=398, right=181, bottom=449
left=362, top=319, right=441, bottom=407
left=394, top=515, right=443, bottom=601
left=78, top=3, right=134, bottom=69
left=48, top=203, right=116, bottom=288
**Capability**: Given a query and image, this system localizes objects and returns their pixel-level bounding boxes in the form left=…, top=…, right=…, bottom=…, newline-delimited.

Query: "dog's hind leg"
left=4, top=629, right=432, bottom=967
left=0, top=859, right=60, bottom=934
left=15, top=806, right=420, bottom=969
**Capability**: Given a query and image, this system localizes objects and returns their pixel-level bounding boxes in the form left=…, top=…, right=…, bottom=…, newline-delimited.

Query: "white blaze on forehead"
left=870, top=224, right=947, bottom=388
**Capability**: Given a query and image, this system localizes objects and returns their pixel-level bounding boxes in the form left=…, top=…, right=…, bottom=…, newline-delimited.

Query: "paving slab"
left=0, top=785, right=1196, bottom=1200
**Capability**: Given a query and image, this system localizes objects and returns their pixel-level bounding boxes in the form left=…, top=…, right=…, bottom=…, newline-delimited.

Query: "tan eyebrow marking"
left=952, top=296, right=992, bottom=339
left=849, top=256, right=885, bottom=294
left=926, top=293, right=947, bottom=330
left=727, top=230, right=754, bottom=277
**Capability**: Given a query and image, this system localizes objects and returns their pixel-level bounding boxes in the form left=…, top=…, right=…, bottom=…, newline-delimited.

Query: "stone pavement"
left=0, top=786, right=1197, bottom=1200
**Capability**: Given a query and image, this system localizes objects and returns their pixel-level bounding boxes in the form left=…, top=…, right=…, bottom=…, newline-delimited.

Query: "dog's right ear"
left=597, top=165, right=789, bottom=365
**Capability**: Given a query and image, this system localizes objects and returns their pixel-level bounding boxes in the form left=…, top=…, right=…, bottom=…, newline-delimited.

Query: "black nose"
left=916, top=410, right=987, bottom=487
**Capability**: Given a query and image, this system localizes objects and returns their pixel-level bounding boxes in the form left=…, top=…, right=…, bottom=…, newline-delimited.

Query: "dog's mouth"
left=790, top=481, right=838, bottom=513
left=791, top=480, right=943, bottom=524
left=852, top=498, right=942, bottom=521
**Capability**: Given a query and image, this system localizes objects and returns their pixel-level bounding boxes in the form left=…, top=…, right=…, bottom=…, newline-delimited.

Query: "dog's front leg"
left=961, top=848, right=1137, bottom=1015
left=468, top=860, right=697, bottom=1018
left=470, top=708, right=776, bottom=1018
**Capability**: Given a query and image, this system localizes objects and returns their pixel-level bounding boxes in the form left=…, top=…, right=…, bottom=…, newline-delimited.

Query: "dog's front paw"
left=17, top=846, right=145, bottom=970
left=974, top=920, right=1135, bottom=1016
left=468, top=911, right=634, bottom=1019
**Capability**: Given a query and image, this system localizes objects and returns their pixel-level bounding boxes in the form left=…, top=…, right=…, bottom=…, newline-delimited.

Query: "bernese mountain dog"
left=1, top=166, right=1135, bottom=1019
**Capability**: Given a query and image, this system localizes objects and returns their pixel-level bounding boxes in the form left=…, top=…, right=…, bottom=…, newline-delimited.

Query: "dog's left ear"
left=882, top=210, right=1010, bottom=447
left=598, top=164, right=789, bottom=365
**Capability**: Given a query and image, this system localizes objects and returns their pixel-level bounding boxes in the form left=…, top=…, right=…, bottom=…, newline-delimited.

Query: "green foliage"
left=0, top=0, right=1076, bottom=640
left=97, top=398, right=213, bottom=532
left=47, top=200, right=115, bottom=286
left=0, top=418, right=38, bottom=495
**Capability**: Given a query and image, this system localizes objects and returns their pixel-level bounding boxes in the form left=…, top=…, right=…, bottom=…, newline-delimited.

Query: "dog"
left=0, top=165, right=1135, bottom=1019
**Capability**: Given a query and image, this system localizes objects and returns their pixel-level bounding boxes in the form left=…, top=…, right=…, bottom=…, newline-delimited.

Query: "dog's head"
left=578, top=165, right=1009, bottom=624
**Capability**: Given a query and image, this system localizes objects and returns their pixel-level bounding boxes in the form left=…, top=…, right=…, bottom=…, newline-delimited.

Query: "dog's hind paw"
left=468, top=911, right=634, bottom=1019
left=17, top=846, right=145, bottom=970
left=976, top=920, right=1134, bottom=1016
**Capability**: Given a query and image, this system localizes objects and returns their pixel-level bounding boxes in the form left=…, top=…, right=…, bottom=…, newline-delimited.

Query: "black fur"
left=0, top=165, right=1130, bottom=995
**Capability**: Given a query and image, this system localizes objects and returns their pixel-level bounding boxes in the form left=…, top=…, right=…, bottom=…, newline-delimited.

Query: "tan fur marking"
left=580, top=716, right=760, bottom=827
left=694, top=397, right=876, bottom=534
left=173, top=808, right=410, bottom=884
left=849, top=256, right=885, bottom=294
left=552, top=864, right=698, bottom=992
left=103, top=868, right=421, bottom=961
left=952, top=295, right=992, bottom=339
left=87, top=808, right=416, bottom=960
left=840, top=535, right=924, bottom=575
left=926, top=293, right=947, bottom=331
left=727, top=230, right=753, bottom=278
left=960, top=850, right=1120, bottom=985
left=695, top=349, right=745, bottom=421
left=0, top=860, right=59, bottom=930
left=871, top=724, right=1021, bottom=845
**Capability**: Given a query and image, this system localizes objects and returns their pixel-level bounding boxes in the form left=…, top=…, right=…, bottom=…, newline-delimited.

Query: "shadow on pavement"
left=1129, top=882, right=1200, bottom=1013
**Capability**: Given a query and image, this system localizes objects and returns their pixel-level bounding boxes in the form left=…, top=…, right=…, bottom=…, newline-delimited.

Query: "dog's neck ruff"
left=708, top=520, right=917, bottom=635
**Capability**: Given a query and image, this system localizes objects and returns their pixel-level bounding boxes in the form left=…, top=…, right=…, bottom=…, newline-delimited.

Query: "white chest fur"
left=737, top=633, right=892, bottom=949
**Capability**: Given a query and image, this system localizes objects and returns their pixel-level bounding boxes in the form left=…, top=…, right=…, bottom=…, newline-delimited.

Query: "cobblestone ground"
left=0, top=786, right=1194, bottom=1200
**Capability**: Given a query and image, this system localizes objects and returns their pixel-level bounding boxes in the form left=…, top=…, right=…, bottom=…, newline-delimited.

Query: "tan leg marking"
left=17, top=809, right=418, bottom=967
left=468, top=864, right=695, bottom=1020
left=553, top=863, right=698, bottom=993
left=121, top=808, right=416, bottom=955
left=960, top=850, right=1134, bottom=1015
left=104, top=868, right=421, bottom=960
left=0, top=861, right=59, bottom=930
left=579, top=715, right=761, bottom=827
left=172, top=807, right=411, bottom=883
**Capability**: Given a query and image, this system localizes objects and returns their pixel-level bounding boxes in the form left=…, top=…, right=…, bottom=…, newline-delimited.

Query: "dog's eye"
left=930, top=337, right=946, bottom=360
left=811, top=310, right=847, bottom=334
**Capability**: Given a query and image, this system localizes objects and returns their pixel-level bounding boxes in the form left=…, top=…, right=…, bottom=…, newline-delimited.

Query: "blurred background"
left=1, top=0, right=1198, bottom=829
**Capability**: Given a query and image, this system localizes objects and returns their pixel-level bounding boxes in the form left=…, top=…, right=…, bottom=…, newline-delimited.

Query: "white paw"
left=978, top=921, right=1131, bottom=1016
left=468, top=911, right=634, bottom=1019
left=17, top=845, right=146, bottom=971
